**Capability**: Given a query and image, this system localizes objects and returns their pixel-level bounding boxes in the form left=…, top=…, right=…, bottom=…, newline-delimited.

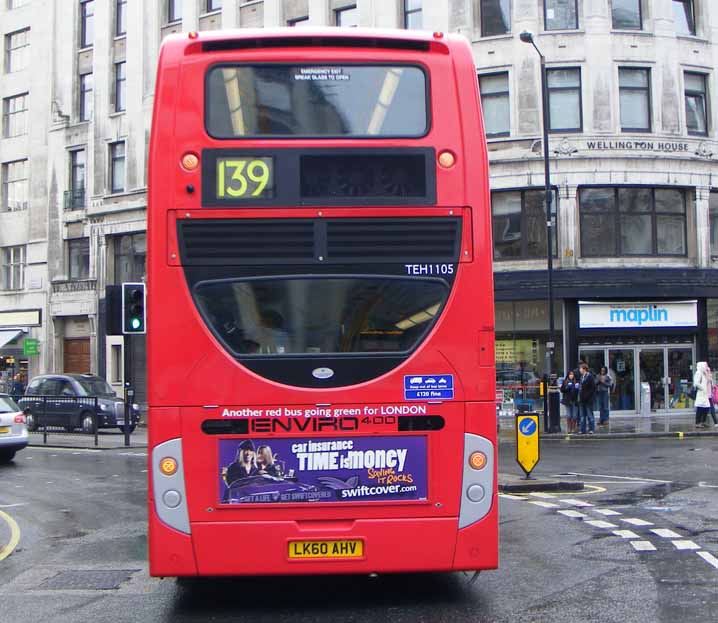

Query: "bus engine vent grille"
left=178, top=217, right=461, bottom=265
left=178, top=219, right=315, bottom=265
left=325, top=218, right=461, bottom=263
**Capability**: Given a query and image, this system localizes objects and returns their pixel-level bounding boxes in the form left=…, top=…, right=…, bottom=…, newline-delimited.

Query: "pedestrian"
left=577, top=362, right=596, bottom=434
left=693, top=361, right=711, bottom=429
left=560, top=370, right=580, bottom=433
left=706, top=364, right=718, bottom=427
left=10, top=373, right=25, bottom=398
left=596, top=366, right=614, bottom=428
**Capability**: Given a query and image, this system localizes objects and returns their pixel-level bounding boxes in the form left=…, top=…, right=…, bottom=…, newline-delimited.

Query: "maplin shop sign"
left=579, top=301, right=698, bottom=329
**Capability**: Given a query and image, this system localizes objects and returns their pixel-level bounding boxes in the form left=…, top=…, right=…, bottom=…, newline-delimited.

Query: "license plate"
left=288, top=540, right=363, bottom=560
left=0, top=426, right=9, bottom=434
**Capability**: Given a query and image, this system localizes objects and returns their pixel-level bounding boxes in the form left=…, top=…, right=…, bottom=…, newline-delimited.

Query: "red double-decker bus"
left=147, top=28, right=496, bottom=577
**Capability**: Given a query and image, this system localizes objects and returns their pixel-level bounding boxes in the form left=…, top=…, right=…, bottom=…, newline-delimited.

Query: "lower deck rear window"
left=194, top=277, right=448, bottom=356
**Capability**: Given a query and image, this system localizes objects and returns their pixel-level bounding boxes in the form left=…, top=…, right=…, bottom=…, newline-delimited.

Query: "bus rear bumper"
left=150, top=515, right=498, bottom=576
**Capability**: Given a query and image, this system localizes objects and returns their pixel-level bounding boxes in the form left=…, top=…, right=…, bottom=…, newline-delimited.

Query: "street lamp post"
left=520, top=30, right=557, bottom=427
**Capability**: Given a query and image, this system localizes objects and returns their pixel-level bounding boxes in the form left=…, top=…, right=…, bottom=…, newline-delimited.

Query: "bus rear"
left=147, top=28, right=496, bottom=577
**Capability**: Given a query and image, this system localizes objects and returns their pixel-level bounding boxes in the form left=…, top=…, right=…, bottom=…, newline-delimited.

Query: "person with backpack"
left=578, top=363, right=597, bottom=434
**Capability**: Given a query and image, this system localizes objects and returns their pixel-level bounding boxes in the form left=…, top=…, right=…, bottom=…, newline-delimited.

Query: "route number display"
left=216, top=157, right=274, bottom=199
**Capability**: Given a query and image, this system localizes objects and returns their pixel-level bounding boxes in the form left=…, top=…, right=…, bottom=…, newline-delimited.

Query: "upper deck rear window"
left=206, top=65, right=428, bottom=138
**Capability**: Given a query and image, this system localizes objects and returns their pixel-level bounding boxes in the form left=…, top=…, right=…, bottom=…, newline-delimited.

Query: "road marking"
left=0, top=503, right=26, bottom=509
left=613, top=530, right=640, bottom=539
left=558, top=510, right=587, bottom=519
left=530, top=501, right=560, bottom=508
left=0, top=510, right=21, bottom=562
left=630, top=541, right=657, bottom=552
left=697, top=482, right=718, bottom=488
left=650, top=528, right=683, bottom=539
left=621, top=518, right=654, bottom=527
left=594, top=509, right=622, bottom=516
left=585, top=520, right=618, bottom=529
left=560, top=499, right=594, bottom=507
left=529, top=492, right=556, bottom=499
left=498, top=493, right=527, bottom=500
left=672, top=540, right=700, bottom=550
left=697, top=551, right=718, bottom=570
left=565, top=472, right=671, bottom=484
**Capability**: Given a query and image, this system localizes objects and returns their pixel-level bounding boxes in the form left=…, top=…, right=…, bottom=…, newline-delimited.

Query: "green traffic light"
left=131, top=318, right=142, bottom=330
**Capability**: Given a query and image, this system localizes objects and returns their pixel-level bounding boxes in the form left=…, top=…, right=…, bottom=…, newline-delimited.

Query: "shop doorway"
left=578, top=344, right=695, bottom=413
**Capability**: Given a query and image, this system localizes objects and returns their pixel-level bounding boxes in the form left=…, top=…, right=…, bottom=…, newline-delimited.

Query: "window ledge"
left=200, top=10, right=222, bottom=18
left=540, top=29, right=585, bottom=37
left=676, top=34, right=709, bottom=45
left=472, top=33, right=513, bottom=44
left=611, top=29, right=652, bottom=36
left=114, top=34, right=127, bottom=42
left=78, top=45, right=93, bottom=53
left=108, top=111, right=126, bottom=118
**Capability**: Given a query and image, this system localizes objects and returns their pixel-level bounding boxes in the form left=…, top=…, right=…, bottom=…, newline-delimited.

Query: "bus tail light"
left=458, top=434, right=494, bottom=529
left=181, top=152, right=200, bottom=171
left=152, top=439, right=190, bottom=534
left=14, top=414, right=25, bottom=424
left=468, top=451, right=487, bottom=470
left=438, top=150, right=456, bottom=168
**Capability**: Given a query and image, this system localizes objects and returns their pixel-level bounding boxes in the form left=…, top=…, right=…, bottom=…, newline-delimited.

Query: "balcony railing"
left=64, top=188, right=86, bottom=211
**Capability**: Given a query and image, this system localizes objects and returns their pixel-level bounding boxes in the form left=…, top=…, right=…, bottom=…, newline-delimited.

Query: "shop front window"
left=495, top=300, right=564, bottom=414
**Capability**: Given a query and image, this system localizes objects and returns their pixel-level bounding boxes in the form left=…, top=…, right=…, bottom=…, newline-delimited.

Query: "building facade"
left=1, top=0, right=717, bottom=416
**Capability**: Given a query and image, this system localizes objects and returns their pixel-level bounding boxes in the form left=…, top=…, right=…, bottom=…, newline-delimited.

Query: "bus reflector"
left=433, top=32, right=444, bottom=39
left=188, top=31, right=199, bottom=39
left=181, top=153, right=199, bottom=171
left=160, top=457, right=178, bottom=476
left=438, top=151, right=455, bottom=168
left=469, top=451, right=487, bottom=470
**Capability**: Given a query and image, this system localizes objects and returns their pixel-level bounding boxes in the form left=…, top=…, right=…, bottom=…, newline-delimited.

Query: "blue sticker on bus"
left=404, top=375, right=454, bottom=401
left=518, top=418, right=537, bottom=436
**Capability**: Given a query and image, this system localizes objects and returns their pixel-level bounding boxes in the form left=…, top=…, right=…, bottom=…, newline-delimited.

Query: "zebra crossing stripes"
left=631, top=541, right=657, bottom=552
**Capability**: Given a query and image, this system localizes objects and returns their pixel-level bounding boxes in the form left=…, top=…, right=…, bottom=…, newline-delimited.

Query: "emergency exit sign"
left=23, top=338, right=39, bottom=356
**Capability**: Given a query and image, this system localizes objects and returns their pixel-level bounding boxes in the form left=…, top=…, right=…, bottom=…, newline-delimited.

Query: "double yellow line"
left=0, top=510, right=20, bottom=562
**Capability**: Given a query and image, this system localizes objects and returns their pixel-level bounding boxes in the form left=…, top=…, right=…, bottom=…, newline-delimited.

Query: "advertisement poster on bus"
left=219, top=436, right=427, bottom=505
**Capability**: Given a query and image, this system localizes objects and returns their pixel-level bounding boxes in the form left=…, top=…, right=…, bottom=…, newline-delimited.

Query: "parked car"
left=19, top=374, right=141, bottom=434
left=0, top=393, right=28, bottom=463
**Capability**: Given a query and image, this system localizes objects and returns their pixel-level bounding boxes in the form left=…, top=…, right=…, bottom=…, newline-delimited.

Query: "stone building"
left=0, top=0, right=717, bottom=416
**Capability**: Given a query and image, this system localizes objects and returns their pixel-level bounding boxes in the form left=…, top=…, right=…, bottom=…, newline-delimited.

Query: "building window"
left=110, top=142, right=126, bottom=193
left=114, top=61, right=126, bottom=112
left=79, top=72, right=93, bottom=121
left=404, top=0, right=422, bottom=30
left=66, top=149, right=86, bottom=210
left=479, top=72, right=510, bottom=137
left=4, top=29, right=30, bottom=73
left=1, top=245, right=25, bottom=290
left=673, top=0, right=695, bottom=36
left=68, top=238, right=90, bottom=280
left=2, top=93, right=28, bottom=138
left=335, top=4, right=358, bottom=27
left=481, top=0, right=510, bottom=36
left=8, top=0, right=31, bottom=8
left=168, top=0, right=182, bottom=23
left=579, top=187, right=687, bottom=257
left=544, top=0, right=578, bottom=31
left=710, top=192, right=718, bottom=258
left=114, top=233, right=146, bottom=283
left=685, top=72, right=708, bottom=136
left=2, top=160, right=28, bottom=212
left=612, top=0, right=641, bottom=30
left=116, top=0, right=127, bottom=36
left=207, top=0, right=222, bottom=11
left=80, top=0, right=94, bottom=48
left=619, top=67, right=651, bottom=132
left=492, top=189, right=557, bottom=260
left=288, top=16, right=310, bottom=27
left=547, top=68, right=582, bottom=132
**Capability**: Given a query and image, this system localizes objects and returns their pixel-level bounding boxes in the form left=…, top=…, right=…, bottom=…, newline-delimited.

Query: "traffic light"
left=122, top=282, right=146, bottom=334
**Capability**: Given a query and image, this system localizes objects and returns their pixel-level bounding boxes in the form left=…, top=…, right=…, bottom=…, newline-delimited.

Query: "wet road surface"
left=0, top=438, right=716, bottom=622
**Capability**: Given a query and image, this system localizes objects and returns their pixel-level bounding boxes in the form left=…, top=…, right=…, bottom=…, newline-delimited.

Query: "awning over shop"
left=0, top=330, right=23, bottom=350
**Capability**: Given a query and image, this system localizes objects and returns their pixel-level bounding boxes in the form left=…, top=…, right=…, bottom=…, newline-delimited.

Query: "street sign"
left=515, top=413, right=540, bottom=478
left=23, top=339, right=39, bottom=356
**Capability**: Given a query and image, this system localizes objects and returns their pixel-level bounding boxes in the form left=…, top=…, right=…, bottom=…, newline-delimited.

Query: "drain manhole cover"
left=39, top=569, right=139, bottom=590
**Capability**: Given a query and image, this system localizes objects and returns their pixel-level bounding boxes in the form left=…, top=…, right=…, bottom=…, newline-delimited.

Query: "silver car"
left=0, top=393, right=28, bottom=463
